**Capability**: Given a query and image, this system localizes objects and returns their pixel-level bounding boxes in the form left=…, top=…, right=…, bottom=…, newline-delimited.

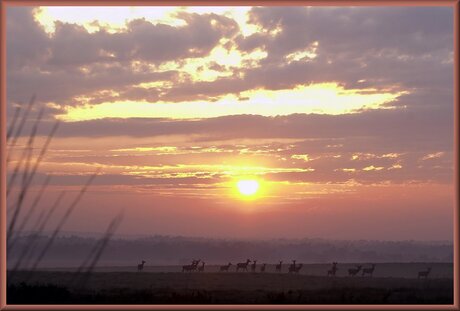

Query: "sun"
left=237, top=180, right=260, bottom=196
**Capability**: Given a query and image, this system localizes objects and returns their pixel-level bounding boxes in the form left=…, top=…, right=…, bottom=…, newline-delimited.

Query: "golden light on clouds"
left=285, top=41, right=319, bottom=63
left=59, top=83, right=405, bottom=121
left=146, top=44, right=267, bottom=83
left=33, top=6, right=257, bottom=36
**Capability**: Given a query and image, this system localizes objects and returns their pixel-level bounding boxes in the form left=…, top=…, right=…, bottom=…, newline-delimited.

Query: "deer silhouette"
left=348, top=265, right=362, bottom=276
left=275, top=261, right=283, bottom=273
left=220, top=262, right=232, bottom=272
left=198, top=262, right=205, bottom=272
left=362, top=264, right=375, bottom=277
left=289, top=261, right=302, bottom=273
left=418, top=267, right=432, bottom=279
left=327, top=262, right=338, bottom=277
left=260, top=263, right=267, bottom=273
left=137, top=260, right=146, bottom=272
left=236, top=259, right=251, bottom=272
left=288, top=260, right=297, bottom=272
left=251, top=260, right=257, bottom=273
left=182, top=259, right=200, bottom=272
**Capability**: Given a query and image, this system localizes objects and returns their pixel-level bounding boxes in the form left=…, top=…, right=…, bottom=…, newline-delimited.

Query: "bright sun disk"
left=237, top=180, right=259, bottom=196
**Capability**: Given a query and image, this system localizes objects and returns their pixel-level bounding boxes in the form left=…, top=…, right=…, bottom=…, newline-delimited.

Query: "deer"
left=362, top=264, right=376, bottom=277
left=191, top=259, right=201, bottom=272
left=288, top=260, right=297, bottom=273
left=289, top=260, right=302, bottom=273
left=418, top=267, right=432, bottom=279
left=327, top=262, right=338, bottom=277
left=348, top=265, right=362, bottom=277
left=236, top=259, right=251, bottom=272
left=137, top=260, right=146, bottom=272
left=182, top=259, right=200, bottom=272
left=198, top=262, right=205, bottom=272
left=251, top=260, right=257, bottom=273
left=260, top=263, right=267, bottom=273
left=219, top=262, right=232, bottom=272
left=275, top=261, right=283, bottom=273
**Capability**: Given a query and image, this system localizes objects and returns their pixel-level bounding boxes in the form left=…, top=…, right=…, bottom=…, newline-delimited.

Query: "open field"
left=35, top=262, right=453, bottom=278
left=7, top=263, right=453, bottom=304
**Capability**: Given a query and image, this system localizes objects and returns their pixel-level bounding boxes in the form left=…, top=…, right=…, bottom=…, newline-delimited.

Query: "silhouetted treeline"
left=8, top=234, right=453, bottom=268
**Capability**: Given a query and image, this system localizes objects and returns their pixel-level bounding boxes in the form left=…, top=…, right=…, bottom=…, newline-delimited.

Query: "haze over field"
left=7, top=234, right=454, bottom=268
left=6, top=6, right=454, bottom=241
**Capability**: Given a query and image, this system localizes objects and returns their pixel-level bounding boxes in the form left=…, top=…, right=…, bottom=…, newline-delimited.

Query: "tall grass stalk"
left=7, top=96, right=122, bottom=295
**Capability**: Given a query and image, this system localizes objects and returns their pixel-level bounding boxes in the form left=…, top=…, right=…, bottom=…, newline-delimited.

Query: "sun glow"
left=237, top=180, right=260, bottom=196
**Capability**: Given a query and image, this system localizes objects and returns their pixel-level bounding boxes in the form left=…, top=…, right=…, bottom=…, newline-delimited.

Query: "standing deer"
left=220, top=262, right=232, bottom=272
left=137, top=260, right=146, bottom=272
left=362, top=264, right=376, bottom=277
left=418, top=267, right=432, bottom=279
left=275, top=261, right=283, bottom=273
left=236, top=259, right=251, bottom=272
left=288, top=260, right=297, bottom=273
left=182, top=259, right=200, bottom=272
left=289, top=261, right=302, bottom=273
left=348, top=265, right=362, bottom=276
left=260, top=263, right=267, bottom=273
left=198, top=262, right=205, bottom=272
left=251, top=260, right=257, bottom=273
left=327, top=262, right=338, bottom=277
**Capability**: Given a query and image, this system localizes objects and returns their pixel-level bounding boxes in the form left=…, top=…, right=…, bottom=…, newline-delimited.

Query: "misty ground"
left=8, top=235, right=453, bottom=267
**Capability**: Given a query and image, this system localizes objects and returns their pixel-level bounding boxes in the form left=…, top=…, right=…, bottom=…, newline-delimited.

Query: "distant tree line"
left=8, top=235, right=453, bottom=267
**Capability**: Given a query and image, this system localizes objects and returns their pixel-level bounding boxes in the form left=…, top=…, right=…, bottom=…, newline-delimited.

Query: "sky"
left=6, top=6, right=455, bottom=241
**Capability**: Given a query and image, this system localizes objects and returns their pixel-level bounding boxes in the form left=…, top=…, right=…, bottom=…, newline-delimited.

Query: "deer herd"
left=136, top=260, right=432, bottom=279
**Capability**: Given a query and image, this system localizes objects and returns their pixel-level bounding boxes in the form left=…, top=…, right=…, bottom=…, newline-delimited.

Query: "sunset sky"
left=6, top=6, right=454, bottom=241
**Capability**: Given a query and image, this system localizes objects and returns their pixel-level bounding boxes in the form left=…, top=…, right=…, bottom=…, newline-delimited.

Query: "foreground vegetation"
left=8, top=271, right=453, bottom=304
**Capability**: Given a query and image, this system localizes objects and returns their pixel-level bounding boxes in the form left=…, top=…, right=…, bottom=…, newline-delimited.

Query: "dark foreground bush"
left=266, top=287, right=453, bottom=304
left=8, top=282, right=72, bottom=304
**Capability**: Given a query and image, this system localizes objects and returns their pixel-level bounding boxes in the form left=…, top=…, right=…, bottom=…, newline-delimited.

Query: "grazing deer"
left=275, top=261, right=283, bottom=273
left=362, top=264, right=376, bottom=277
left=198, top=262, right=205, bottom=272
left=137, top=260, right=146, bottom=272
left=220, top=262, right=232, bottom=272
left=418, top=267, right=432, bottom=279
left=348, top=265, right=362, bottom=276
left=260, top=263, right=267, bottom=273
left=251, top=260, right=257, bottom=273
left=327, top=262, right=338, bottom=277
left=236, top=259, right=251, bottom=272
left=182, top=259, right=200, bottom=272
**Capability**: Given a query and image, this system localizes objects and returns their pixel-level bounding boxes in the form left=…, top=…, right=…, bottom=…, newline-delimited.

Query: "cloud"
left=28, top=108, right=450, bottom=150
left=6, top=6, right=453, bottom=115
left=8, top=108, right=451, bottom=187
left=6, top=7, right=239, bottom=111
